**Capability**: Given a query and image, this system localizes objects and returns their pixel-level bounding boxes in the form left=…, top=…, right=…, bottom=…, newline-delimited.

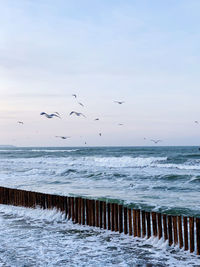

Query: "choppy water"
left=0, top=146, right=200, bottom=266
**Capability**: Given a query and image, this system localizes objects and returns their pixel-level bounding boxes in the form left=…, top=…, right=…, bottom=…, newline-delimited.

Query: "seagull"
left=17, top=121, right=24, bottom=125
left=72, top=94, right=77, bottom=98
left=151, top=139, right=162, bottom=144
left=78, top=102, right=84, bottom=107
left=114, top=101, right=124, bottom=104
left=40, top=112, right=61, bottom=119
left=69, top=111, right=86, bottom=118
left=55, top=136, right=71, bottom=140
left=94, top=118, right=99, bottom=121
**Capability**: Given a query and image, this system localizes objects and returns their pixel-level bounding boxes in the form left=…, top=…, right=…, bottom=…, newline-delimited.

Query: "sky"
left=0, top=0, right=200, bottom=146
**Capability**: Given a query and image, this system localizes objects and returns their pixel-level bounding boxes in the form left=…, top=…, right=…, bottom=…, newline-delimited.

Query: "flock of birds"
left=16, top=94, right=198, bottom=145
left=16, top=94, right=164, bottom=145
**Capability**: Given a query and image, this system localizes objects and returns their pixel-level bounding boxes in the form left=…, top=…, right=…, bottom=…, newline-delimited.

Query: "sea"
left=0, top=146, right=200, bottom=266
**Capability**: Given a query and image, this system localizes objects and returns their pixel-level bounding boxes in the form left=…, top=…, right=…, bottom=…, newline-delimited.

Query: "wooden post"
left=86, top=199, right=90, bottom=225
left=196, top=217, right=200, bottom=255
left=107, top=203, right=111, bottom=230
left=89, top=200, right=92, bottom=226
left=172, top=216, right=178, bottom=245
left=137, top=210, right=141, bottom=237
left=82, top=198, right=85, bottom=225
left=103, top=202, right=107, bottom=229
left=64, top=196, right=68, bottom=219
left=78, top=198, right=82, bottom=224
left=68, top=197, right=71, bottom=220
left=96, top=200, right=99, bottom=227
left=189, top=217, right=194, bottom=253
left=178, top=216, right=183, bottom=249
left=111, top=203, right=115, bottom=231
left=184, top=216, right=188, bottom=251
left=133, top=209, right=137, bottom=237
left=163, top=214, right=168, bottom=241
left=157, top=213, right=162, bottom=239
left=142, top=210, right=146, bottom=237
left=71, top=197, right=75, bottom=222
left=146, top=212, right=151, bottom=238
left=114, top=204, right=119, bottom=232
left=124, top=207, right=128, bottom=235
left=92, top=200, right=95, bottom=227
left=168, top=215, right=173, bottom=246
left=128, top=209, right=132, bottom=236
left=152, top=212, right=157, bottom=237
left=119, top=205, right=123, bottom=233
left=75, top=198, right=78, bottom=223
left=100, top=201, right=103, bottom=228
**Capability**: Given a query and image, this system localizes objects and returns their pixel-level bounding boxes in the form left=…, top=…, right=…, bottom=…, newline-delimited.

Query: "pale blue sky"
left=0, top=0, right=200, bottom=146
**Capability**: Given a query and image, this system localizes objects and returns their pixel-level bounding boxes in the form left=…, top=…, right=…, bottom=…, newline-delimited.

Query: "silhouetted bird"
left=69, top=111, right=86, bottom=118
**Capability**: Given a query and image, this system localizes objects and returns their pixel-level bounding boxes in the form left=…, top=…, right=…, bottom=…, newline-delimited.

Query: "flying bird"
left=69, top=111, right=86, bottom=118
left=78, top=102, right=84, bottom=107
left=40, top=112, right=61, bottom=119
left=72, top=94, right=77, bottom=98
left=151, top=139, right=162, bottom=144
left=55, top=136, right=71, bottom=140
left=118, top=123, right=123, bottom=126
left=195, top=121, right=199, bottom=124
left=94, top=118, right=99, bottom=121
left=99, top=133, right=102, bottom=136
left=17, top=121, right=24, bottom=125
left=114, top=101, right=124, bottom=104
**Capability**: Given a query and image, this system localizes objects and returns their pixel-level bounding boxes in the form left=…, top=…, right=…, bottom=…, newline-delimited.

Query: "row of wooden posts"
left=0, top=186, right=199, bottom=255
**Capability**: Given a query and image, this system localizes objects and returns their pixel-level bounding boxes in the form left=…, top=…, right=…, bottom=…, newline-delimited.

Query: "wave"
left=90, top=156, right=167, bottom=168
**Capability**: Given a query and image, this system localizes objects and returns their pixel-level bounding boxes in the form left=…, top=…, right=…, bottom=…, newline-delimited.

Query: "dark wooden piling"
left=78, top=198, right=82, bottom=224
left=75, top=198, right=78, bottom=223
left=71, top=197, right=75, bottom=222
left=95, top=200, right=99, bottom=227
left=163, top=214, right=168, bottom=241
left=119, top=205, right=123, bottom=233
left=168, top=215, right=173, bottom=246
left=82, top=198, right=85, bottom=225
left=107, top=203, right=111, bottom=230
left=172, top=216, right=178, bottom=245
left=178, top=216, right=183, bottom=249
left=99, top=201, right=103, bottom=228
left=128, top=209, right=132, bottom=236
left=137, top=210, right=141, bottom=237
left=146, top=212, right=151, bottom=238
left=86, top=199, right=90, bottom=225
left=68, top=197, right=71, bottom=219
left=189, top=217, right=194, bottom=253
left=152, top=212, right=157, bottom=237
left=157, top=213, right=162, bottom=239
left=92, top=200, right=95, bottom=227
left=184, top=216, right=188, bottom=251
left=142, top=210, right=146, bottom=237
left=133, top=209, right=137, bottom=237
left=124, top=207, right=128, bottom=235
left=103, top=201, right=107, bottom=229
left=89, top=200, right=92, bottom=226
left=111, top=203, right=115, bottom=231
left=114, top=204, right=119, bottom=232
left=196, top=217, right=200, bottom=255
left=64, top=196, right=68, bottom=219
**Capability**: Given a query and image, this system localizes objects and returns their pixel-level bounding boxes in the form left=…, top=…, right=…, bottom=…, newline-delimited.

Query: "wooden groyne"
left=0, top=186, right=199, bottom=255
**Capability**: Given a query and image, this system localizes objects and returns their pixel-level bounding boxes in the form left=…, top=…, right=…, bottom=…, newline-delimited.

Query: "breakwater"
left=0, top=186, right=199, bottom=255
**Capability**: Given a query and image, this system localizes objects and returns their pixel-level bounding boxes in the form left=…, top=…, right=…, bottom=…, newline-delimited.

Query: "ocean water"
left=0, top=146, right=200, bottom=266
